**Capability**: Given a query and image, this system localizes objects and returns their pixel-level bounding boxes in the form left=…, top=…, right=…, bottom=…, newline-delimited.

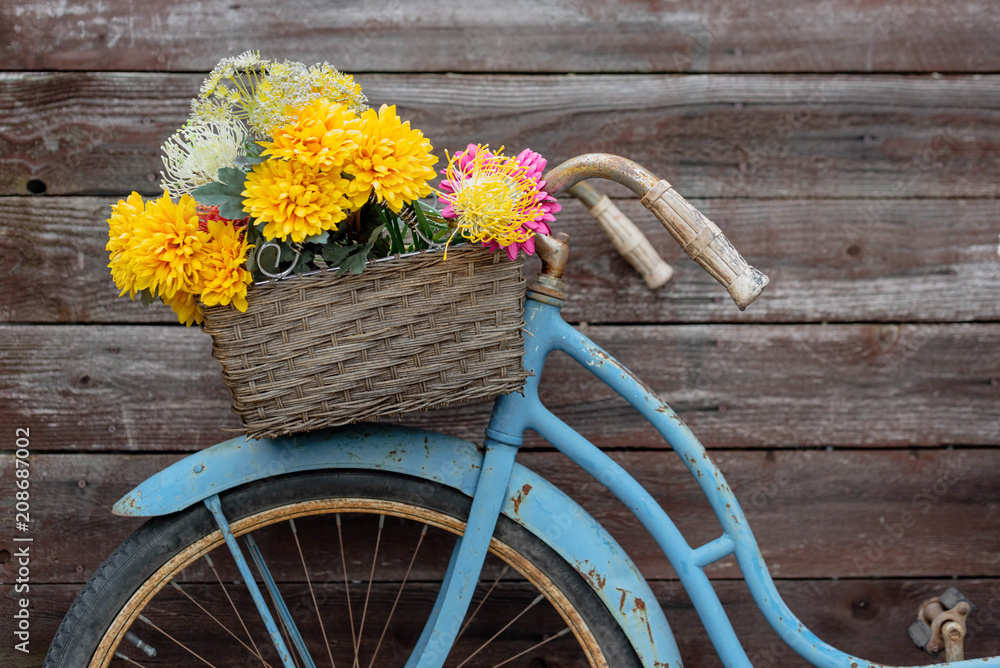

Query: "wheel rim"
left=92, top=499, right=610, bottom=668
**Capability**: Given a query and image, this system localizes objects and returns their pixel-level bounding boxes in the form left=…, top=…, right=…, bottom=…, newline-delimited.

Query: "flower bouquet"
left=106, top=52, right=561, bottom=437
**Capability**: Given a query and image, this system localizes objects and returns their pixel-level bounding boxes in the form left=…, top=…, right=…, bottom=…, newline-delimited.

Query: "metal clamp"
left=908, top=587, right=975, bottom=661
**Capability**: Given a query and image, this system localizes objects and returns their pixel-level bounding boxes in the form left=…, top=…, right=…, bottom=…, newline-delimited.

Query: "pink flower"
left=438, top=144, right=560, bottom=261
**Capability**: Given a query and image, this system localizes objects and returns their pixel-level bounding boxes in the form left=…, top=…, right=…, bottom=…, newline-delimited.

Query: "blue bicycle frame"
left=112, top=151, right=993, bottom=668
left=115, top=288, right=997, bottom=668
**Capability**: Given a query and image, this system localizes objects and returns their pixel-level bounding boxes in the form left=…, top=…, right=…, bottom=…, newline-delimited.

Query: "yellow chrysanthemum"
left=242, top=159, right=352, bottom=242
left=344, top=104, right=437, bottom=213
left=128, top=193, right=210, bottom=299
left=196, top=219, right=254, bottom=312
left=161, top=289, right=203, bottom=327
left=259, top=98, right=360, bottom=171
left=106, top=191, right=147, bottom=298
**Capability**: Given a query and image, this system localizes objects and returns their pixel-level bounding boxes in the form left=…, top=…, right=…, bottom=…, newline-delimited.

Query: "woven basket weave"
left=200, top=246, right=529, bottom=439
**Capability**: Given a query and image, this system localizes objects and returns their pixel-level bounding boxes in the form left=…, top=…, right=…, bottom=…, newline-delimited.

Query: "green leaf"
left=139, top=288, right=156, bottom=307
left=409, top=203, right=432, bottom=250
left=321, top=245, right=354, bottom=267
left=217, top=199, right=248, bottom=220
left=304, top=231, right=329, bottom=245
left=191, top=181, right=230, bottom=204
left=370, top=205, right=405, bottom=254
left=341, top=251, right=368, bottom=275
left=245, top=222, right=261, bottom=247
left=193, top=167, right=248, bottom=219
left=244, top=140, right=264, bottom=158
left=292, top=249, right=315, bottom=275
left=388, top=217, right=406, bottom=254
left=216, top=167, right=248, bottom=193
left=234, top=154, right=263, bottom=168
left=366, top=224, right=386, bottom=245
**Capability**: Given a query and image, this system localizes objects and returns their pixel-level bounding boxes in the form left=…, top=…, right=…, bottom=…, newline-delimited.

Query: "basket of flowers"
left=105, top=52, right=560, bottom=439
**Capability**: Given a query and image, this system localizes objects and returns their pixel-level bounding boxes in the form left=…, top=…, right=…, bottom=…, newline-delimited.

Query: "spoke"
left=290, top=519, right=337, bottom=668
left=456, top=564, right=511, bottom=642
left=336, top=514, right=360, bottom=667
left=489, top=627, right=571, bottom=668
left=454, top=594, right=546, bottom=668
left=113, top=651, right=150, bottom=667
left=367, top=524, right=428, bottom=668
left=354, top=514, right=384, bottom=668
left=169, top=580, right=272, bottom=667
left=138, top=613, right=220, bottom=668
left=204, top=553, right=267, bottom=667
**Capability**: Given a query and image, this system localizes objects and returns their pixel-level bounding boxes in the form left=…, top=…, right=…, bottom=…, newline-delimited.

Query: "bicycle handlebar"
left=568, top=181, right=674, bottom=290
left=546, top=154, right=770, bottom=310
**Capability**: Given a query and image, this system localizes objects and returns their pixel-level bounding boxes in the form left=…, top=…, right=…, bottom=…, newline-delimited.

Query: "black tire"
left=44, top=470, right=642, bottom=667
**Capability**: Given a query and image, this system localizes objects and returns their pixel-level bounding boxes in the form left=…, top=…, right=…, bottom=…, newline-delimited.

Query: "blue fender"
left=114, top=423, right=683, bottom=667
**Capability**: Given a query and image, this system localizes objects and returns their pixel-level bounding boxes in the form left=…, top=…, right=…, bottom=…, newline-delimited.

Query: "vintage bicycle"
left=43, top=154, right=994, bottom=667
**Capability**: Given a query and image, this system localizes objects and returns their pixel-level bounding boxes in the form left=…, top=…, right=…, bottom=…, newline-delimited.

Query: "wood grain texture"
left=1, top=323, right=998, bottom=453
left=6, top=578, right=1000, bottom=667
left=1, top=450, right=996, bottom=585
left=2, top=1, right=997, bottom=662
left=1, top=0, right=997, bottom=74
left=3, top=196, right=998, bottom=324
left=3, top=73, right=999, bottom=198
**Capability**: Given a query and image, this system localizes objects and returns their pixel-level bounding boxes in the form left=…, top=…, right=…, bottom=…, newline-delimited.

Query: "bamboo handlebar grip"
left=545, top=154, right=769, bottom=310
left=569, top=182, right=673, bottom=290
left=588, top=195, right=673, bottom=289
left=641, top=179, right=769, bottom=310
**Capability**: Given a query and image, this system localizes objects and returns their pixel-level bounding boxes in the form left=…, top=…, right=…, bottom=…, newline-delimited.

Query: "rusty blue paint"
left=204, top=495, right=297, bottom=668
left=491, top=299, right=750, bottom=664
left=244, top=534, right=316, bottom=668
left=406, top=440, right=517, bottom=667
left=112, top=425, right=486, bottom=517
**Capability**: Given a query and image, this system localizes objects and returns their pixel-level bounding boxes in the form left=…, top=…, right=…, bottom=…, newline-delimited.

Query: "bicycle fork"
left=402, top=441, right=520, bottom=667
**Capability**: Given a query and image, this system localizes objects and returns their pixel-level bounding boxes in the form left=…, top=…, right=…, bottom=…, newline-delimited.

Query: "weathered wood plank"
left=1, top=324, right=997, bottom=450
left=1, top=0, right=997, bottom=74
left=677, top=578, right=1000, bottom=666
left=0, top=447, right=997, bottom=583
left=3, top=73, right=999, bottom=198
left=3, top=196, right=998, bottom=324
left=6, top=579, right=1000, bottom=668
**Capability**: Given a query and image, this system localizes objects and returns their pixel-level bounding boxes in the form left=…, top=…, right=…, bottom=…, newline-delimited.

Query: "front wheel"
left=44, top=469, right=641, bottom=667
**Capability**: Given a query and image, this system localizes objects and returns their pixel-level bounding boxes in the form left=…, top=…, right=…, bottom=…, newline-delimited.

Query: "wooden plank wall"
left=1, top=1, right=999, bottom=666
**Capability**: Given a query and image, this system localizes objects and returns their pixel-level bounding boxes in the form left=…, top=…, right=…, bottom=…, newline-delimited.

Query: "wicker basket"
left=200, top=246, right=529, bottom=439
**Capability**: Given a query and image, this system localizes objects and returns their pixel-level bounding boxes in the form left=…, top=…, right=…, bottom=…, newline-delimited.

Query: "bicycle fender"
left=113, top=423, right=683, bottom=667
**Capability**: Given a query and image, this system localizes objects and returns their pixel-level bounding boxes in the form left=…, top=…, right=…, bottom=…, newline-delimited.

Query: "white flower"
left=192, top=54, right=369, bottom=138
left=246, top=60, right=312, bottom=135
left=199, top=50, right=262, bottom=98
left=159, top=117, right=247, bottom=197
left=309, top=63, right=368, bottom=116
